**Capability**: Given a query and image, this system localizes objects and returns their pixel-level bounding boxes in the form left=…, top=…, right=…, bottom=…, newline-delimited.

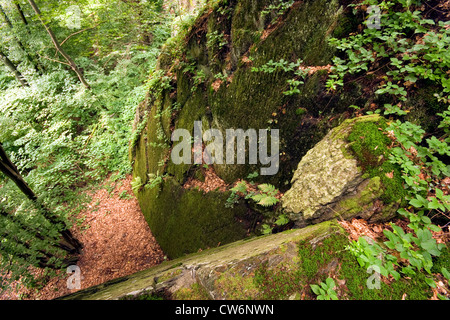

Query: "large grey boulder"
left=281, top=115, right=400, bottom=227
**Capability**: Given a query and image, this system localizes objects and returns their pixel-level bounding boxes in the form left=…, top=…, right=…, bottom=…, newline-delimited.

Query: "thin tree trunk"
left=0, top=50, right=28, bottom=87
left=14, top=2, right=46, bottom=74
left=15, top=3, right=28, bottom=26
left=0, top=144, right=83, bottom=254
left=0, top=3, right=41, bottom=75
left=27, top=0, right=90, bottom=89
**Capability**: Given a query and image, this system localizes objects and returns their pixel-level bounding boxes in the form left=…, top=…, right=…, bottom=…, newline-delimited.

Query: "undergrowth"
left=325, top=0, right=450, bottom=296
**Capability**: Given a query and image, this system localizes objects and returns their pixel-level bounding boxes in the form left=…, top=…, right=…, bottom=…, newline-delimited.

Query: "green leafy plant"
left=225, top=180, right=285, bottom=234
left=251, top=58, right=308, bottom=96
left=131, top=176, right=143, bottom=194
left=383, top=223, right=444, bottom=275
left=118, top=190, right=131, bottom=200
left=327, top=0, right=449, bottom=289
left=206, top=30, right=228, bottom=51
left=346, top=236, right=400, bottom=280
left=261, top=0, right=295, bottom=24
left=191, top=69, right=207, bottom=93
left=227, top=181, right=281, bottom=208
left=310, top=278, right=339, bottom=300
left=145, top=171, right=167, bottom=193
left=250, top=184, right=279, bottom=207
left=246, top=171, right=259, bottom=180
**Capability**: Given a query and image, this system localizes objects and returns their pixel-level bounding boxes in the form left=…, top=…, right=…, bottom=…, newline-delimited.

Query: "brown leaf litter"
left=183, top=167, right=228, bottom=193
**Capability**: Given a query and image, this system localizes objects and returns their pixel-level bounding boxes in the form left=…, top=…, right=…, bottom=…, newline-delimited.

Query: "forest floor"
left=1, top=175, right=448, bottom=300
left=0, top=175, right=166, bottom=300
left=339, top=218, right=450, bottom=299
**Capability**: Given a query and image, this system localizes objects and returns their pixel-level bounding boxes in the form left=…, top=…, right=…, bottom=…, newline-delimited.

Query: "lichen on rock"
left=281, top=115, right=401, bottom=227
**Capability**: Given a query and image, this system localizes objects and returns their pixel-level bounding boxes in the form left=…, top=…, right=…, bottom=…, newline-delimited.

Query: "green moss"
left=431, top=243, right=450, bottom=274
left=215, top=272, right=260, bottom=299
left=173, top=283, right=211, bottom=300
left=295, top=107, right=307, bottom=116
left=194, top=169, right=206, bottom=182
left=138, top=177, right=248, bottom=258
left=332, top=11, right=359, bottom=39
left=253, top=261, right=303, bottom=300
left=120, top=292, right=165, bottom=300
left=337, top=176, right=383, bottom=219
left=347, top=119, right=406, bottom=205
left=132, top=127, right=150, bottom=185
left=298, top=233, right=433, bottom=300
left=156, top=268, right=183, bottom=284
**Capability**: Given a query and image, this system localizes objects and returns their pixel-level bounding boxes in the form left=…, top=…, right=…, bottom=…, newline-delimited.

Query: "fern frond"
left=258, top=183, right=278, bottom=196
left=251, top=194, right=279, bottom=207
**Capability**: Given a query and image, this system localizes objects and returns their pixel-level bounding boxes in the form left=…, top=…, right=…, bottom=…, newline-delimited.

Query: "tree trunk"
left=0, top=3, right=42, bottom=75
left=0, top=4, right=12, bottom=28
left=15, top=3, right=46, bottom=74
left=27, top=0, right=90, bottom=89
left=15, top=3, right=29, bottom=26
left=0, top=50, right=28, bottom=87
left=0, top=143, right=83, bottom=254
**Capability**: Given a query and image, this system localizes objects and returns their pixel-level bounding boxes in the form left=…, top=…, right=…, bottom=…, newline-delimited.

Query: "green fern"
left=145, top=172, right=166, bottom=192
left=250, top=193, right=279, bottom=207
left=250, top=184, right=279, bottom=207
left=231, top=181, right=249, bottom=194
left=131, top=176, right=143, bottom=194
left=257, top=184, right=278, bottom=196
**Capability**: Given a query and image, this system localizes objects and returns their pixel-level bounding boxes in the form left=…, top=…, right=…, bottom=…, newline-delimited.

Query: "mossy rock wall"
left=137, top=177, right=248, bottom=258
left=281, top=115, right=404, bottom=226
left=130, top=0, right=365, bottom=259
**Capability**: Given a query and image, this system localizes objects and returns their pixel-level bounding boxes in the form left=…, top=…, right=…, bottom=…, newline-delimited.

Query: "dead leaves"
left=183, top=166, right=228, bottom=193
left=339, top=218, right=383, bottom=242
left=385, top=170, right=394, bottom=179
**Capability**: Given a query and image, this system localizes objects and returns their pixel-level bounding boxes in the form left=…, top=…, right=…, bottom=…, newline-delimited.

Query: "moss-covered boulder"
left=281, top=115, right=405, bottom=227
